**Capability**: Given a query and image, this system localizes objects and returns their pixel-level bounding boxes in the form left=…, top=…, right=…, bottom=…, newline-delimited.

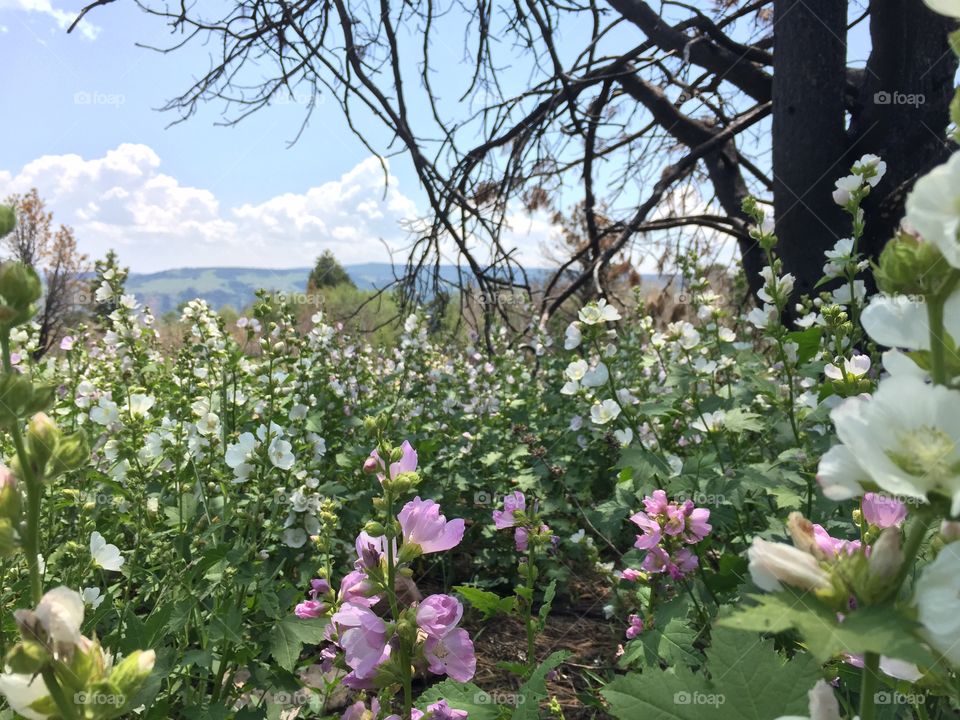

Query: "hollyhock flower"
left=925, top=0, right=960, bottom=17
left=914, top=541, right=960, bottom=666
left=369, top=440, right=418, bottom=484
left=861, top=290, right=960, bottom=352
left=862, top=493, right=907, bottom=528
left=832, top=174, right=862, bottom=205
left=643, top=490, right=670, bottom=515
left=564, top=322, right=582, bottom=350
left=590, top=399, right=621, bottom=425
left=355, top=531, right=398, bottom=568
left=398, top=497, right=465, bottom=554
left=514, top=526, right=529, bottom=552
left=59, top=335, right=74, bottom=351
left=578, top=299, right=621, bottom=325
left=342, top=698, right=381, bottom=720
left=493, top=491, right=525, bottom=529
left=0, top=672, right=52, bottom=720
left=414, top=700, right=468, bottom=720
left=34, top=586, right=85, bottom=645
left=295, top=600, right=326, bottom=619
left=90, top=531, right=124, bottom=571
left=815, top=444, right=868, bottom=501
left=339, top=570, right=379, bottom=607
left=691, top=410, right=725, bottom=433
left=774, top=679, right=843, bottom=720
left=424, top=628, right=476, bottom=682
left=417, top=595, right=463, bottom=638
left=829, top=374, right=960, bottom=514
left=904, top=150, right=960, bottom=268
left=268, top=437, right=295, bottom=470
left=682, top=505, right=712, bottom=543
left=127, top=393, right=155, bottom=417
left=629, top=511, right=661, bottom=550
left=747, top=538, right=832, bottom=592
left=619, top=568, right=642, bottom=582
left=331, top=602, right=390, bottom=680
left=80, top=587, right=103, bottom=609
left=811, top=525, right=860, bottom=558
left=625, top=614, right=644, bottom=639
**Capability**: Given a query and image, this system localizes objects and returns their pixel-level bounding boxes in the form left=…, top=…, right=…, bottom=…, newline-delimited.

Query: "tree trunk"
left=772, top=0, right=849, bottom=300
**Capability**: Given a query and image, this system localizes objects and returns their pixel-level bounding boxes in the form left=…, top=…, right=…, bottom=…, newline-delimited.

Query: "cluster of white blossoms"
left=562, top=300, right=626, bottom=427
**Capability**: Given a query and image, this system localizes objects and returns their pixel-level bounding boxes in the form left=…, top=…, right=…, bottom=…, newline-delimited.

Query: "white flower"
left=915, top=541, right=960, bottom=666
left=830, top=374, right=960, bottom=513
left=81, top=586, right=104, bottom=609
left=832, top=174, right=862, bottom=205
left=816, top=444, right=869, bottom=501
left=570, top=529, right=585, bottom=544
left=90, top=531, right=125, bottom=571
left=34, top=586, right=85, bottom=646
left=747, top=538, right=831, bottom=593
left=196, top=412, right=221, bottom=437
left=747, top=304, right=776, bottom=329
left=578, top=299, right=621, bottom=325
left=905, top=151, right=960, bottom=268
left=844, top=354, right=870, bottom=377
left=564, top=322, right=582, bottom=350
left=854, top=153, right=887, bottom=187
left=225, top=432, right=257, bottom=468
left=774, top=679, right=845, bottom=720
left=862, top=290, right=960, bottom=352
left=569, top=415, right=583, bottom=431
left=691, top=410, right=725, bottom=433
left=0, top=672, right=52, bottom=720
left=590, top=399, right=621, bottom=425
left=613, top=427, right=633, bottom=447
left=268, top=438, right=295, bottom=470
left=283, top=527, right=308, bottom=548
left=581, top=362, right=609, bottom=388
left=717, top=327, right=736, bottom=342
left=831, top=280, right=866, bottom=305
left=564, top=359, right=588, bottom=382
left=925, top=0, right=960, bottom=17
left=127, top=393, right=155, bottom=418
left=90, top=397, right=119, bottom=426
left=94, top=281, right=113, bottom=303
left=289, top=404, right=308, bottom=421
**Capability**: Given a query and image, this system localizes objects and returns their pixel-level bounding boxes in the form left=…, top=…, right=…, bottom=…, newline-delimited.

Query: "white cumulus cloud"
left=0, top=143, right=559, bottom=273
left=0, top=0, right=100, bottom=40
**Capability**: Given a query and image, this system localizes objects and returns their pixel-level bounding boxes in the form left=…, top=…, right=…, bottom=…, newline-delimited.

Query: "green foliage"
left=308, top=249, right=355, bottom=290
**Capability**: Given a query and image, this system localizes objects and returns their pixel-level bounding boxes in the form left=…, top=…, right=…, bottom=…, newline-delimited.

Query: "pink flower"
left=813, top=524, right=861, bottom=557
left=662, top=505, right=686, bottom=536
left=311, top=578, right=330, bottom=595
left=339, top=569, right=379, bottom=607
left=413, top=701, right=468, bottom=720
left=398, top=497, right=465, bottom=554
left=295, top=600, right=326, bottom=619
left=493, top=491, right=526, bottom=529
left=369, top=440, right=418, bottom=484
left=355, top=531, right=397, bottom=568
left=424, top=628, right=476, bottom=682
left=417, top=594, right=463, bottom=638
left=60, top=336, right=75, bottom=351
left=683, top=506, right=712, bottom=543
left=342, top=698, right=381, bottom=720
left=514, top=526, right=529, bottom=552
left=620, top=568, right=642, bottom=582
left=625, top=614, right=644, bottom=639
left=629, top=511, right=661, bottom=550
left=643, top=489, right=670, bottom=515
left=862, top=493, right=907, bottom=529
left=331, top=602, right=390, bottom=681
left=671, top=547, right=699, bottom=578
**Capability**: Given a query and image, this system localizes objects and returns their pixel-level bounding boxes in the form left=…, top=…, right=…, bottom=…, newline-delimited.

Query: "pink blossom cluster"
left=625, top=614, right=644, bottom=639
left=342, top=698, right=467, bottom=720
left=294, top=578, right=330, bottom=619
left=493, top=490, right=556, bottom=551
left=628, top=490, right=711, bottom=580
left=812, top=494, right=907, bottom=558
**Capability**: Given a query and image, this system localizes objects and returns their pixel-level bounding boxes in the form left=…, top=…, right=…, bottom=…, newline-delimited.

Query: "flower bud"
left=0, top=206, right=15, bottom=237
left=362, top=456, right=379, bottom=474
left=47, top=430, right=89, bottom=477
left=363, top=521, right=385, bottom=537
left=0, top=464, right=21, bottom=522
left=861, top=528, right=904, bottom=603
left=0, top=262, right=42, bottom=324
left=108, top=649, right=156, bottom=700
left=786, top=512, right=825, bottom=560
left=747, top=538, right=832, bottom=593
left=5, top=641, right=48, bottom=675
left=874, top=232, right=946, bottom=296
left=25, top=412, right=60, bottom=476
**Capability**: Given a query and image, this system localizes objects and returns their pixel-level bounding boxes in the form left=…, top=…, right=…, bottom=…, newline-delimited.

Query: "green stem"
left=524, top=545, right=537, bottom=674
left=927, top=295, right=947, bottom=386
left=859, top=651, right=880, bottom=720
left=384, top=491, right=412, bottom=720
left=41, top=666, right=80, bottom=720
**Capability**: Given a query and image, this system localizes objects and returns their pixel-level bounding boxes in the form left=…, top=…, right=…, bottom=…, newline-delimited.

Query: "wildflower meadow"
left=3, top=1, right=960, bottom=720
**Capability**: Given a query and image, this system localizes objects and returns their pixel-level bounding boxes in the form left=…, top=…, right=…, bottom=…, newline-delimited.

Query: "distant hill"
left=124, top=264, right=669, bottom=315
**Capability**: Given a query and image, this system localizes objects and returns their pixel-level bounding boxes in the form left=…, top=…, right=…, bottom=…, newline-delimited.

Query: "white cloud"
left=0, top=0, right=100, bottom=40
left=0, top=143, right=560, bottom=273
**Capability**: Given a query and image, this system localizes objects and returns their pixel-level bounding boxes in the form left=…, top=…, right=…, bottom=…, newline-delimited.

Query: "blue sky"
left=0, top=1, right=873, bottom=273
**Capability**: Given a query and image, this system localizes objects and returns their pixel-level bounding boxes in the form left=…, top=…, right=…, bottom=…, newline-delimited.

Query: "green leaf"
left=617, top=447, right=672, bottom=478
left=454, top=585, right=516, bottom=619
left=512, top=651, right=571, bottom=720
left=268, top=617, right=329, bottom=672
left=537, top=579, right=557, bottom=631
left=619, top=617, right=702, bottom=670
left=721, top=408, right=763, bottom=434
left=603, top=627, right=818, bottom=720
left=718, top=592, right=934, bottom=666
left=785, top=327, right=822, bottom=365
left=418, top=680, right=501, bottom=720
